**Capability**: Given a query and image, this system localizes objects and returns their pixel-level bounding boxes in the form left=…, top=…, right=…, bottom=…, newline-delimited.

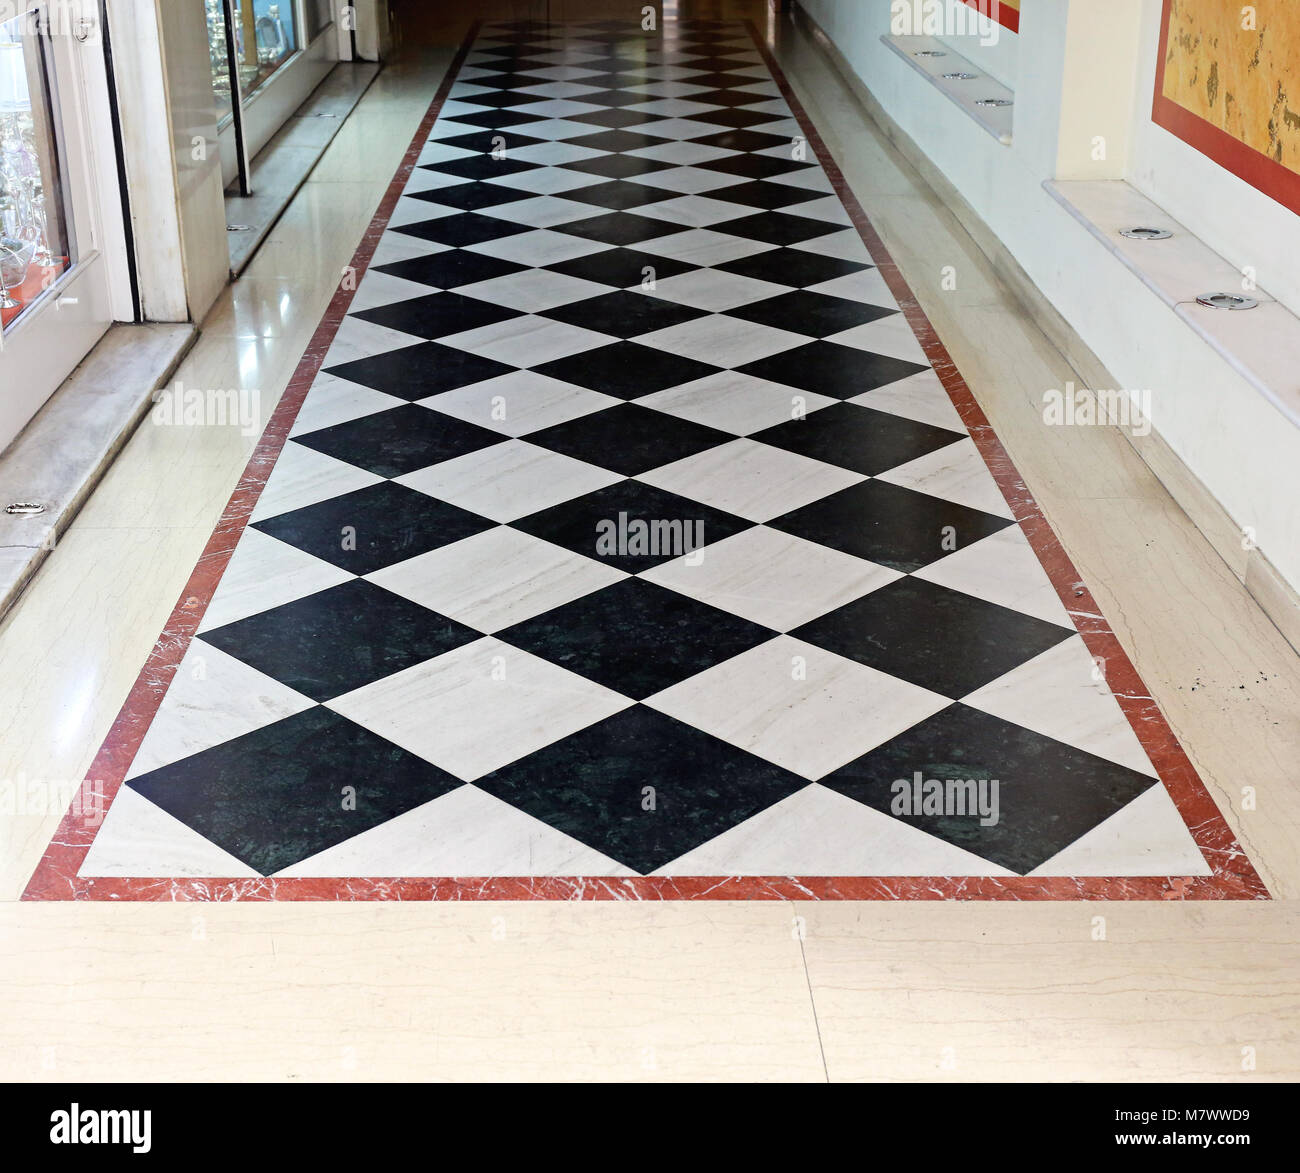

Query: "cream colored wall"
left=1054, top=0, right=1143, bottom=180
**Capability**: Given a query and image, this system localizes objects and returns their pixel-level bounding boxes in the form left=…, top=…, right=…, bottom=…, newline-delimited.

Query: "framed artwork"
left=1153, top=0, right=1300, bottom=216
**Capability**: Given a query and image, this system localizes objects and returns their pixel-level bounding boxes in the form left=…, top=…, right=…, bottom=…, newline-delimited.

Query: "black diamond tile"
left=570, top=72, right=655, bottom=91
left=691, top=106, right=778, bottom=129
left=128, top=708, right=463, bottom=875
left=253, top=480, right=495, bottom=575
left=680, top=71, right=764, bottom=89
left=712, top=210, right=837, bottom=246
left=687, top=87, right=771, bottom=108
left=752, top=402, right=964, bottom=476
left=567, top=129, right=668, bottom=154
left=564, top=56, right=644, bottom=74
left=497, top=578, right=774, bottom=700
left=511, top=478, right=752, bottom=572
left=560, top=210, right=680, bottom=246
left=793, top=576, right=1071, bottom=698
left=569, top=107, right=668, bottom=128
left=528, top=402, right=731, bottom=475
left=405, top=181, right=532, bottom=212
left=454, top=108, right=548, bottom=130
left=562, top=179, right=681, bottom=210
left=822, top=705, right=1157, bottom=874
left=717, top=249, right=870, bottom=286
left=534, top=340, right=719, bottom=398
left=691, top=128, right=792, bottom=153
left=372, top=249, right=527, bottom=290
left=738, top=340, right=928, bottom=398
left=570, top=88, right=661, bottom=109
left=421, top=154, right=542, bottom=181
left=435, top=128, right=547, bottom=153
left=680, top=54, right=755, bottom=69
left=728, top=290, right=895, bottom=335
left=352, top=291, right=521, bottom=340
left=767, top=478, right=1013, bottom=571
left=540, top=289, right=707, bottom=337
left=477, top=705, right=805, bottom=874
left=391, top=210, right=532, bottom=248
left=202, top=579, right=482, bottom=703
left=710, top=180, right=824, bottom=211
left=699, top=153, right=812, bottom=179
left=324, top=342, right=515, bottom=400
left=293, top=403, right=503, bottom=478
left=452, top=88, right=542, bottom=109
left=543, top=246, right=698, bottom=287
left=562, top=154, right=675, bottom=179
left=456, top=72, right=552, bottom=90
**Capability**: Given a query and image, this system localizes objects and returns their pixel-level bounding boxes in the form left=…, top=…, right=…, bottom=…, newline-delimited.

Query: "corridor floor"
left=23, top=17, right=1263, bottom=901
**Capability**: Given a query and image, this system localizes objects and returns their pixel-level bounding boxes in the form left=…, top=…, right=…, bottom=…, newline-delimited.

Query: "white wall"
left=797, top=0, right=1300, bottom=596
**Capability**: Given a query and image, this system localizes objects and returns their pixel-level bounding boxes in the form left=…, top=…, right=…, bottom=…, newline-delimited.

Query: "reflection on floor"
left=24, top=18, right=1263, bottom=901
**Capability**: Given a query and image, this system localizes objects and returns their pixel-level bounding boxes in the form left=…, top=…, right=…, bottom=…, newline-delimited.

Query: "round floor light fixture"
left=1120, top=227, right=1173, bottom=240
left=1196, top=292, right=1259, bottom=310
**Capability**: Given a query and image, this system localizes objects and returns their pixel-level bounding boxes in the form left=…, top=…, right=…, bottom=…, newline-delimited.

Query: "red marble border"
left=1151, top=0, right=1300, bottom=219
left=21, top=19, right=1266, bottom=903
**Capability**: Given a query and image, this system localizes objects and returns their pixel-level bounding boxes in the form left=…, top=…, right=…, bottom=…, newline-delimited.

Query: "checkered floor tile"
left=73, top=18, right=1219, bottom=888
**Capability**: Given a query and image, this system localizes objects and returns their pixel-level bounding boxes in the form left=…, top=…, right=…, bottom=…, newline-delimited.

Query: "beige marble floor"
left=0, top=1, right=1297, bottom=1081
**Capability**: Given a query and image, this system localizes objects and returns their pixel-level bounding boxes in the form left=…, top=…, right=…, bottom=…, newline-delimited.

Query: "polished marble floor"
left=24, top=18, right=1261, bottom=899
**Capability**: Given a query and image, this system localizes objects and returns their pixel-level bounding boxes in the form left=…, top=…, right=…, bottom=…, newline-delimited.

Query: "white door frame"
left=0, top=0, right=133, bottom=455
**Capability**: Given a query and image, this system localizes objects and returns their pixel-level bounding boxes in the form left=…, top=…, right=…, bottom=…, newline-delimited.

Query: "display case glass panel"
left=207, top=0, right=301, bottom=127
left=0, top=11, right=74, bottom=331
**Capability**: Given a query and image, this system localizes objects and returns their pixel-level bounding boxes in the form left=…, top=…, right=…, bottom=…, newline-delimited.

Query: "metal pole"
left=221, top=0, right=252, bottom=196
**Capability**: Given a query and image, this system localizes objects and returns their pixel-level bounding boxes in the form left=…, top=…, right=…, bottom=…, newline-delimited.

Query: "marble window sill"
left=880, top=34, right=1013, bottom=146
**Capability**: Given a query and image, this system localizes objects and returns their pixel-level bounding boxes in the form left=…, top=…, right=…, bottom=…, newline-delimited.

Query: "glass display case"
left=205, top=0, right=340, bottom=193
left=0, top=12, right=73, bottom=331
left=205, top=0, right=233, bottom=123
left=303, top=0, right=334, bottom=45
left=207, top=0, right=301, bottom=127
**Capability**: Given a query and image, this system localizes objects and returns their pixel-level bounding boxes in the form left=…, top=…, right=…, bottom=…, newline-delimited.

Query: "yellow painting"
left=1159, top=0, right=1300, bottom=178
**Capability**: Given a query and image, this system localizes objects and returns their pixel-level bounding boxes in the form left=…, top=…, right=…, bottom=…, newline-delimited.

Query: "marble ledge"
left=1045, top=179, right=1300, bottom=430
left=0, top=321, right=197, bottom=624
left=880, top=34, right=1013, bottom=146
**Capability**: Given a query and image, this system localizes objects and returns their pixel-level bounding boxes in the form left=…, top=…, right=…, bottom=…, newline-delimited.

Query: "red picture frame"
left=1152, top=0, right=1300, bottom=217
left=960, top=0, right=1020, bottom=35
